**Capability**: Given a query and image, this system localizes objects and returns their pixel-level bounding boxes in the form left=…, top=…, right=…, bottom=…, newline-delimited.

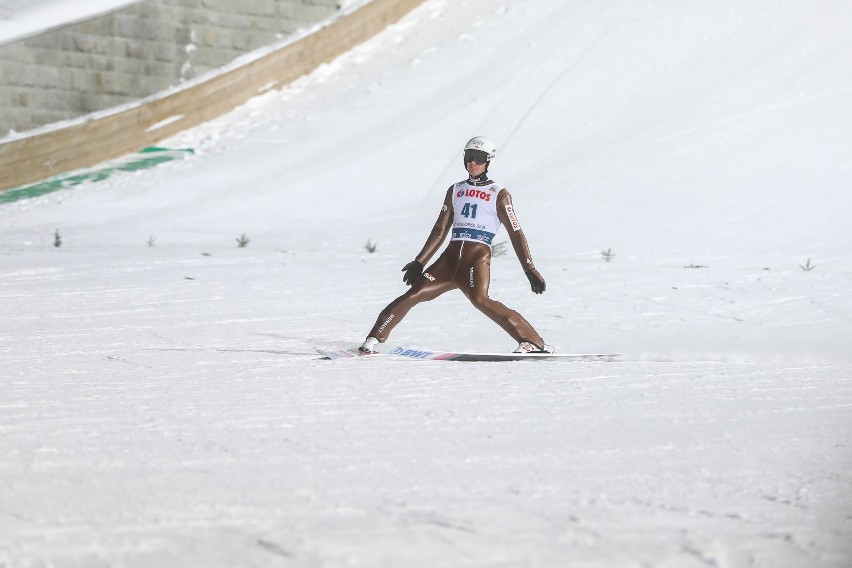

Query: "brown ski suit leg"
left=367, top=241, right=543, bottom=347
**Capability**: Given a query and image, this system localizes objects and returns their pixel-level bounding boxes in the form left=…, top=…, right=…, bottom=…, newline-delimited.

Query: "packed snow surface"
left=1, top=0, right=851, bottom=566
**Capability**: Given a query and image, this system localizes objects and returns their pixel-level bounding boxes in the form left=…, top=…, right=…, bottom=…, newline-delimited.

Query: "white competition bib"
left=450, top=181, right=503, bottom=246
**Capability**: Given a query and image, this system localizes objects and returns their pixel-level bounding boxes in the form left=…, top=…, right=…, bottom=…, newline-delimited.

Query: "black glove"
left=526, top=268, right=546, bottom=294
left=402, top=260, right=424, bottom=286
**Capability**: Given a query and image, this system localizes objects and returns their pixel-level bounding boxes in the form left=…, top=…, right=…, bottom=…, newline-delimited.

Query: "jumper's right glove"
left=402, top=260, right=424, bottom=286
left=526, top=268, right=546, bottom=294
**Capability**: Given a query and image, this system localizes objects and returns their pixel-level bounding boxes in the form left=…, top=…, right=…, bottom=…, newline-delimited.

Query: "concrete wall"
left=0, top=0, right=339, bottom=136
left=0, top=0, right=425, bottom=192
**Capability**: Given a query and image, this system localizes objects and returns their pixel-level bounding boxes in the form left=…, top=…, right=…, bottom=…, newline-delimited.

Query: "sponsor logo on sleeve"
left=505, top=204, right=521, bottom=231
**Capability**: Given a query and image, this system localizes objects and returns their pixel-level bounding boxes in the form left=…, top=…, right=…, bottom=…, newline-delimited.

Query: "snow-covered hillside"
left=0, top=0, right=144, bottom=45
left=1, top=0, right=850, bottom=566
left=0, top=0, right=374, bottom=46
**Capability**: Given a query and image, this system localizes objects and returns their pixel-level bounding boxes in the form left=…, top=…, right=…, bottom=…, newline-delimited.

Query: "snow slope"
left=1, top=0, right=851, bottom=566
left=0, top=0, right=144, bottom=45
left=0, top=0, right=370, bottom=45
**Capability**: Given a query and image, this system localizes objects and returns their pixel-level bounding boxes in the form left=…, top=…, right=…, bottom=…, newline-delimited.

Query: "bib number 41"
left=460, top=203, right=478, bottom=219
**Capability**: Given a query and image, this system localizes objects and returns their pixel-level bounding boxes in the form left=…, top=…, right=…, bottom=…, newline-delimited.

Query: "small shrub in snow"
left=601, top=248, right=615, bottom=262
left=236, top=233, right=250, bottom=248
left=53, top=229, right=62, bottom=248
left=364, top=239, right=378, bottom=253
left=799, top=258, right=816, bottom=272
left=146, top=235, right=157, bottom=247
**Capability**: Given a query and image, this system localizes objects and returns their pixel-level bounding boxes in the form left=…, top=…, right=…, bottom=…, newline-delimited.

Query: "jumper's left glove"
left=526, top=268, right=546, bottom=294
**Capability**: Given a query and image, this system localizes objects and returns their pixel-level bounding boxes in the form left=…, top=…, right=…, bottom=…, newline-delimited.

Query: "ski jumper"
left=366, top=177, right=545, bottom=346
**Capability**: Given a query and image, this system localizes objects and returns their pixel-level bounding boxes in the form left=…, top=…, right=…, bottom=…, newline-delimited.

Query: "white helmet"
left=464, top=136, right=497, bottom=161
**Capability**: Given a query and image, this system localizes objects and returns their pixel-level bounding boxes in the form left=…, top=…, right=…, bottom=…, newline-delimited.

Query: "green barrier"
left=0, top=147, right=194, bottom=204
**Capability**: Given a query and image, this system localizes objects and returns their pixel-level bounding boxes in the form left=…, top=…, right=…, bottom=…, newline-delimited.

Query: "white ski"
left=317, top=344, right=617, bottom=362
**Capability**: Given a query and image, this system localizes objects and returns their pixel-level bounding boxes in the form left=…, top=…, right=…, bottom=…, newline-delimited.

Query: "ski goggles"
left=464, top=149, right=490, bottom=164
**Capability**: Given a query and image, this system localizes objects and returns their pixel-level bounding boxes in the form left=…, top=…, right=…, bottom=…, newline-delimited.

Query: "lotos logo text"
left=456, top=188, right=492, bottom=201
